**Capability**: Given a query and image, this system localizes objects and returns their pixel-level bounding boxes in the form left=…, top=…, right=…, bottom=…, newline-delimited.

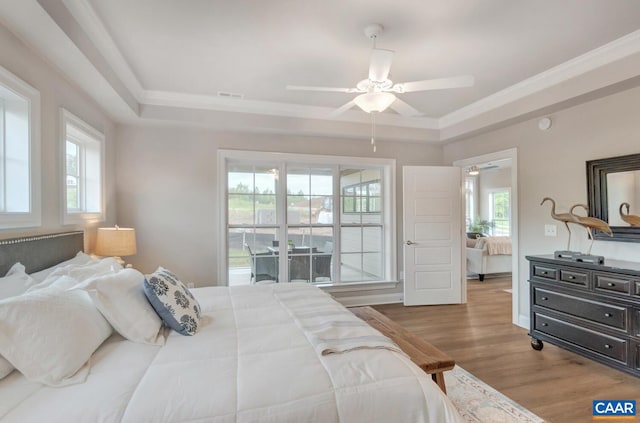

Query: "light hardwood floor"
left=374, top=276, right=640, bottom=423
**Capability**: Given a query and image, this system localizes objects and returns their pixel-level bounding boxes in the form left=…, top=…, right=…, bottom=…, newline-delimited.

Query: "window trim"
left=0, top=65, right=41, bottom=230
left=60, top=108, right=105, bottom=225
left=218, top=149, right=397, bottom=287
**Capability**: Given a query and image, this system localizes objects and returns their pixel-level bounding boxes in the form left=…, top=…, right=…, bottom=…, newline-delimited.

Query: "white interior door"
left=403, top=166, right=464, bottom=306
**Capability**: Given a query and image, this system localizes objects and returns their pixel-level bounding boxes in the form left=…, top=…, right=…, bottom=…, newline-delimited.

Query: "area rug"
left=445, top=366, right=545, bottom=423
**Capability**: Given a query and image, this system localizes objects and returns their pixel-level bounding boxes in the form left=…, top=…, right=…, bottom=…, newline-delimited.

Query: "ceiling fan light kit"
left=353, top=92, right=396, bottom=113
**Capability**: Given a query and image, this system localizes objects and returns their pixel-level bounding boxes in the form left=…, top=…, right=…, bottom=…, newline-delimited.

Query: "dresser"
left=527, top=255, right=640, bottom=377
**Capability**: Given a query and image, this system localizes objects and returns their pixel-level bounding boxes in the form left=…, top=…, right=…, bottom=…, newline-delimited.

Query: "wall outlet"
left=544, top=224, right=557, bottom=237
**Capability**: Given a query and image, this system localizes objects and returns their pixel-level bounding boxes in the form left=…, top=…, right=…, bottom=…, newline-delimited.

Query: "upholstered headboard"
left=0, top=231, right=85, bottom=275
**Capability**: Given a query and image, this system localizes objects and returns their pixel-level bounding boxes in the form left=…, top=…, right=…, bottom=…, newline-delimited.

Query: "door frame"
left=453, top=148, right=521, bottom=327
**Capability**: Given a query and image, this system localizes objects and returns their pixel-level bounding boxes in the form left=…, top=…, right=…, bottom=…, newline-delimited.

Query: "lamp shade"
left=95, top=227, right=137, bottom=257
left=353, top=92, right=396, bottom=113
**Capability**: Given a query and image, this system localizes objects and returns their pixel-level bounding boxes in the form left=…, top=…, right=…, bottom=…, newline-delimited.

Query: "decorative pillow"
left=0, top=263, right=36, bottom=299
left=29, top=251, right=94, bottom=283
left=143, top=267, right=201, bottom=336
left=27, top=257, right=122, bottom=292
left=77, top=268, right=165, bottom=345
left=0, top=288, right=112, bottom=386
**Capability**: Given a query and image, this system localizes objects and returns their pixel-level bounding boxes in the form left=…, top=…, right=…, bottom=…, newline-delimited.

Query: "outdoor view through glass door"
left=223, top=151, right=394, bottom=286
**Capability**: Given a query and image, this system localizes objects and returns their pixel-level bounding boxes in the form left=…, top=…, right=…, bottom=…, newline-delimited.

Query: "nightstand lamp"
left=95, top=226, right=137, bottom=266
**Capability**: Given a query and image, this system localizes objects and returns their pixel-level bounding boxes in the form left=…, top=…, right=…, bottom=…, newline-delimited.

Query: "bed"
left=0, top=232, right=462, bottom=423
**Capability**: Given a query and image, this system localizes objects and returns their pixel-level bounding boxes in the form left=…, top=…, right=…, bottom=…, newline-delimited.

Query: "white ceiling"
left=2, top=0, right=640, bottom=142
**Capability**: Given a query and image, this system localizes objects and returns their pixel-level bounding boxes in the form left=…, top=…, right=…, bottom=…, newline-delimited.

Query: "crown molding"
left=21, top=1, right=640, bottom=139
left=62, top=0, right=145, bottom=99
left=439, top=29, right=640, bottom=128
left=141, top=90, right=439, bottom=129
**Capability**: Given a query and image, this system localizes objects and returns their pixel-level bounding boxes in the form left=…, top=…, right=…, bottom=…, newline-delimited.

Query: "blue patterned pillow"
left=143, top=267, right=201, bottom=336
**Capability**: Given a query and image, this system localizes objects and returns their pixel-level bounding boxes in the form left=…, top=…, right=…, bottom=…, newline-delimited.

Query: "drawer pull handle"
left=604, top=344, right=612, bottom=349
left=540, top=297, right=548, bottom=301
left=541, top=323, right=549, bottom=327
left=604, top=313, right=612, bottom=317
left=568, top=276, right=575, bottom=279
left=541, top=271, right=547, bottom=275
left=607, top=282, right=615, bottom=287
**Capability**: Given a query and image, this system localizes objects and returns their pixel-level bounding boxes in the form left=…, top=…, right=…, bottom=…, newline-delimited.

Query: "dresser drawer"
left=534, top=288, right=627, bottom=330
left=634, top=281, right=640, bottom=297
left=535, top=314, right=627, bottom=362
left=533, top=265, right=557, bottom=281
left=559, top=269, right=588, bottom=286
left=595, top=274, right=631, bottom=295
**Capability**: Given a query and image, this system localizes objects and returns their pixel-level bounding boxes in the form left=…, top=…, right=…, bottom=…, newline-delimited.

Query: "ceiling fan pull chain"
left=371, top=112, right=377, bottom=152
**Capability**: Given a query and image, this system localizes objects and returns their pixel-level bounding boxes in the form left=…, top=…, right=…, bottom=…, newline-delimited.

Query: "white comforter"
left=0, top=284, right=462, bottom=422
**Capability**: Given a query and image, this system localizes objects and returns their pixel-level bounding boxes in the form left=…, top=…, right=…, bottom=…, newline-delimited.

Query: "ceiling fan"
left=286, top=23, right=475, bottom=118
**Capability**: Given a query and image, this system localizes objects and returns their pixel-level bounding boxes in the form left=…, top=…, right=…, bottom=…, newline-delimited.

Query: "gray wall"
left=115, top=124, right=443, bottom=295
left=0, top=22, right=116, bottom=248
left=443, top=84, right=640, bottom=321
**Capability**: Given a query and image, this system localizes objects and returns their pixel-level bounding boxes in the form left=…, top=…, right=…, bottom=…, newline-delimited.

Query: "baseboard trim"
left=518, top=315, right=530, bottom=329
left=332, top=292, right=404, bottom=307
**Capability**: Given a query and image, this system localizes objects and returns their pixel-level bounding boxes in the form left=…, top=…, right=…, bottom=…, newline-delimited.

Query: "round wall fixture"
left=538, top=117, right=552, bottom=130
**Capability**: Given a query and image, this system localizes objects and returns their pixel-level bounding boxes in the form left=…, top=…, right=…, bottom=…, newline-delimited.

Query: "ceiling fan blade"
left=389, top=98, right=422, bottom=117
left=394, top=75, right=475, bottom=93
left=286, top=85, right=356, bottom=93
left=369, top=48, right=394, bottom=82
left=328, top=100, right=356, bottom=117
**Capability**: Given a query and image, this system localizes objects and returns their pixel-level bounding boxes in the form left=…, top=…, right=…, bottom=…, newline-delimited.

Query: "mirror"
left=587, top=153, right=640, bottom=242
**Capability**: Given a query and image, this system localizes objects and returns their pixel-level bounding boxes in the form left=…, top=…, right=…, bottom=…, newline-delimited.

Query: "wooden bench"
left=350, top=306, right=455, bottom=393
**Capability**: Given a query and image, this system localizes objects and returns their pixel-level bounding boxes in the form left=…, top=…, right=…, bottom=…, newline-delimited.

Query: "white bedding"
left=0, top=284, right=462, bottom=423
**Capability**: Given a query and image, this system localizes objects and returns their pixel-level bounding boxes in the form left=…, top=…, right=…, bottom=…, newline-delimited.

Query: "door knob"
left=406, top=240, right=415, bottom=245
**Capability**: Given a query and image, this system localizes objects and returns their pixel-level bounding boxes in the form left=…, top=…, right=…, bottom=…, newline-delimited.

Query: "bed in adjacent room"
left=0, top=231, right=462, bottom=423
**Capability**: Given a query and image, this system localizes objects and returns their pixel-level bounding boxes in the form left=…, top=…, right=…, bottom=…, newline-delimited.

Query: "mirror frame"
left=587, top=152, right=640, bottom=243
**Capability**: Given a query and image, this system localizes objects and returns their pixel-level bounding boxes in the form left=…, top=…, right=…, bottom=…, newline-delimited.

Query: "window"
left=221, top=150, right=396, bottom=287
left=342, top=180, right=381, bottom=213
left=61, top=109, right=104, bottom=224
left=489, top=189, right=510, bottom=236
left=0, top=66, right=40, bottom=230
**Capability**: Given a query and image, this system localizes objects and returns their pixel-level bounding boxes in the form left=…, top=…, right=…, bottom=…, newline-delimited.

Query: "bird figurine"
left=619, top=202, right=640, bottom=227
left=569, top=205, right=613, bottom=254
left=540, top=197, right=583, bottom=251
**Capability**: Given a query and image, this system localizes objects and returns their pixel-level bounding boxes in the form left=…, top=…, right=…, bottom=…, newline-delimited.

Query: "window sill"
left=63, top=212, right=105, bottom=226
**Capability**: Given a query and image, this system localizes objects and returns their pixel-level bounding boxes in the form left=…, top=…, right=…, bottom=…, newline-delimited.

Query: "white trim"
left=0, top=65, right=41, bottom=230
left=440, top=30, right=640, bottom=128
left=330, top=292, right=404, bottom=307
left=60, top=108, right=106, bottom=225
left=320, top=281, right=399, bottom=293
left=62, top=0, right=145, bottom=99
left=454, top=148, right=519, bottom=326
left=142, top=90, right=439, bottom=129
left=518, top=315, right=529, bottom=330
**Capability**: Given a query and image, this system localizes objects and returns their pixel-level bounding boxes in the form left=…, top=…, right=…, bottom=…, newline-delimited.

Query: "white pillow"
left=29, top=251, right=94, bottom=283
left=27, top=257, right=122, bottom=292
left=0, top=263, right=36, bottom=299
left=77, top=269, right=165, bottom=345
left=0, top=288, right=112, bottom=386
